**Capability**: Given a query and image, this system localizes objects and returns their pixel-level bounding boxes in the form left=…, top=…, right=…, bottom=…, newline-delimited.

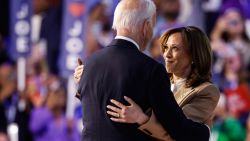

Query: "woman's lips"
left=165, top=60, right=174, bottom=63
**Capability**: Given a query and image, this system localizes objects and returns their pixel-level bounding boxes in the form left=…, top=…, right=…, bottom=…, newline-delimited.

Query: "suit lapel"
left=174, top=85, right=195, bottom=106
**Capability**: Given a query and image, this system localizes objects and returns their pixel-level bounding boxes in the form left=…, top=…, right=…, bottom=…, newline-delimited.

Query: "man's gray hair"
left=112, top=0, right=156, bottom=33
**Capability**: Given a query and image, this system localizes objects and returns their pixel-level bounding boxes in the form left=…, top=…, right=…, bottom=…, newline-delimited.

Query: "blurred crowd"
left=0, top=0, right=250, bottom=141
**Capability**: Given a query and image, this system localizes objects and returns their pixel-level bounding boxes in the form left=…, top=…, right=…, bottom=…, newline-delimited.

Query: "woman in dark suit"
left=74, top=26, right=220, bottom=141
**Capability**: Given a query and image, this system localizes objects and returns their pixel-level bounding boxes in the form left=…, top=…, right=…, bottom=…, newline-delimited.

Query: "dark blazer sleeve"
left=75, top=78, right=83, bottom=100
left=75, top=60, right=88, bottom=100
left=147, top=64, right=209, bottom=141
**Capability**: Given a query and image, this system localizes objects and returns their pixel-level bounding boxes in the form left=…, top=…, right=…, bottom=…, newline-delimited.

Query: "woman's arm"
left=138, top=111, right=173, bottom=141
left=106, top=96, right=173, bottom=141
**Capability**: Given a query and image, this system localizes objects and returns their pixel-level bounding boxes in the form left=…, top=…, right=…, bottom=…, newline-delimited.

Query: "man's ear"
left=143, top=20, right=149, bottom=37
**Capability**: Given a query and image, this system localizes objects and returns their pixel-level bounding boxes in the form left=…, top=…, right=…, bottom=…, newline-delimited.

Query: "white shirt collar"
left=171, top=78, right=186, bottom=94
left=115, top=36, right=140, bottom=50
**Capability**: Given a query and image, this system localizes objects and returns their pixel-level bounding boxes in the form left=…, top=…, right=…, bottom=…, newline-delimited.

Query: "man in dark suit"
left=77, top=0, right=210, bottom=140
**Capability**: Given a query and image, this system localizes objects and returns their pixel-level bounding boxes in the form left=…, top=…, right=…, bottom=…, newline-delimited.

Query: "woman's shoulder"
left=194, top=82, right=220, bottom=97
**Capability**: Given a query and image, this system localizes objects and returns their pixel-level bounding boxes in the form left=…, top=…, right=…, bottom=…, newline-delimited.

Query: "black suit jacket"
left=78, top=39, right=210, bottom=141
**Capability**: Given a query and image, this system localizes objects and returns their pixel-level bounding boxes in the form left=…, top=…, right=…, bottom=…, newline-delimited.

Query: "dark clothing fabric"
left=0, top=0, right=9, bottom=37
left=16, top=108, right=33, bottom=141
left=40, top=4, right=62, bottom=75
left=0, top=104, right=7, bottom=133
left=78, top=39, right=210, bottom=141
left=0, top=48, right=13, bottom=65
left=0, top=95, right=33, bottom=141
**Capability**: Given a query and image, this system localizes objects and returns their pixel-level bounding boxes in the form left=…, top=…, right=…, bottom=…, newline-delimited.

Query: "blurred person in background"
left=211, top=94, right=246, bottom=141
left=0, top=64, right=16, bottom=129
left=74, top=26, right=220, bottom=141
left=0, top=64, right=33, bottom=141
left=0, top=34, right=12, bottom=66
left=212, top=48, right=250, bottom=121
left=178, top=0, right=206, bottom=31
left=210, top=1, right=250, bottom=127
left=40, top=0, right=62, bottom=75
left=32, top=0, right=62, bottom=75
left=27, top=0, right=56, bottom=110
left=154, top=0, right=206, bottom=35
left=154, top=0, right=183, bottom=36
left=0, top=40, right=14, bottom=135
left=29, top=78, right=80, bottom=141
left=212, top=47, right=243, bottom=90
left=148, top=36, right=164, bottom=64
left=25, top=40, right=49, bottom=109
left=85, top=2, right=114, bottom=57
left=211, top=2, right=250, bottom=82
left=0, top=132, right=9, bottom=141
left=246, top=112, right=250, bottom=141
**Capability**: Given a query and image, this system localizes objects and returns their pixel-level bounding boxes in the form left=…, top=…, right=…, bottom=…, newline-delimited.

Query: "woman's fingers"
left=73, top=63, right=84, bottom=83
left=75, top=68, right=84, bottom=74
left=74, top=73, right=81, bottom=79
left=75, top=65, right=84, bottom=73
left=74, top=65, right=84, bottom=77
left=124, top=96, right=135, bottom=106
left=107, top=105, right=121, bottom=113
left=110, top=118, right=126, bottom=123
left=107, top=98, right=141, bottom=124
left=107, top=110, right=120, bottom=118
left=110, top=99, right=125, bottom=108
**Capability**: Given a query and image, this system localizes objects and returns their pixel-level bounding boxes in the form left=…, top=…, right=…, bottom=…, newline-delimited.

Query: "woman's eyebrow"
left=165, top=43, right=181, bottom=47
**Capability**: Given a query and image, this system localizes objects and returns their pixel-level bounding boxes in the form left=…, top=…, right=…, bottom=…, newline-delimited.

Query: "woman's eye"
left=172, top=46, right=178, bottom=51
left=163, top=46, right=168, bottom=51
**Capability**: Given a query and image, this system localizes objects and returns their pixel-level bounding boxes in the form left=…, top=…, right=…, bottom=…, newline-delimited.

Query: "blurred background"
left=0, top=0, right=250, bottom=141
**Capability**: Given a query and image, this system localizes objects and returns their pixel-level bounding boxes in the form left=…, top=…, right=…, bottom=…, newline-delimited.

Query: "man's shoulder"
left=139, top=51, right=161, bottom=64
left=84, top=47, right=110, bottom=63
left=89, top=45, right=159, bottom=62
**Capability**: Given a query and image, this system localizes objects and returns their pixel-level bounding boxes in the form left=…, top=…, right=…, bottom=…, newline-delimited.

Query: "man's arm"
left=147, top=64, right=209, bottom=141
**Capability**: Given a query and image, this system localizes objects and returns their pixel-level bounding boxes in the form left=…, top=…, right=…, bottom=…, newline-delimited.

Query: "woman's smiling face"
left=163, top=32, right=192, bottom=76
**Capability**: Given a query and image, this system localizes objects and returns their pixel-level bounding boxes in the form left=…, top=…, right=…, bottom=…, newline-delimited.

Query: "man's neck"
left=115, top=36, right=140, bottom=50
left=116, top=29, right=143, bottom=50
